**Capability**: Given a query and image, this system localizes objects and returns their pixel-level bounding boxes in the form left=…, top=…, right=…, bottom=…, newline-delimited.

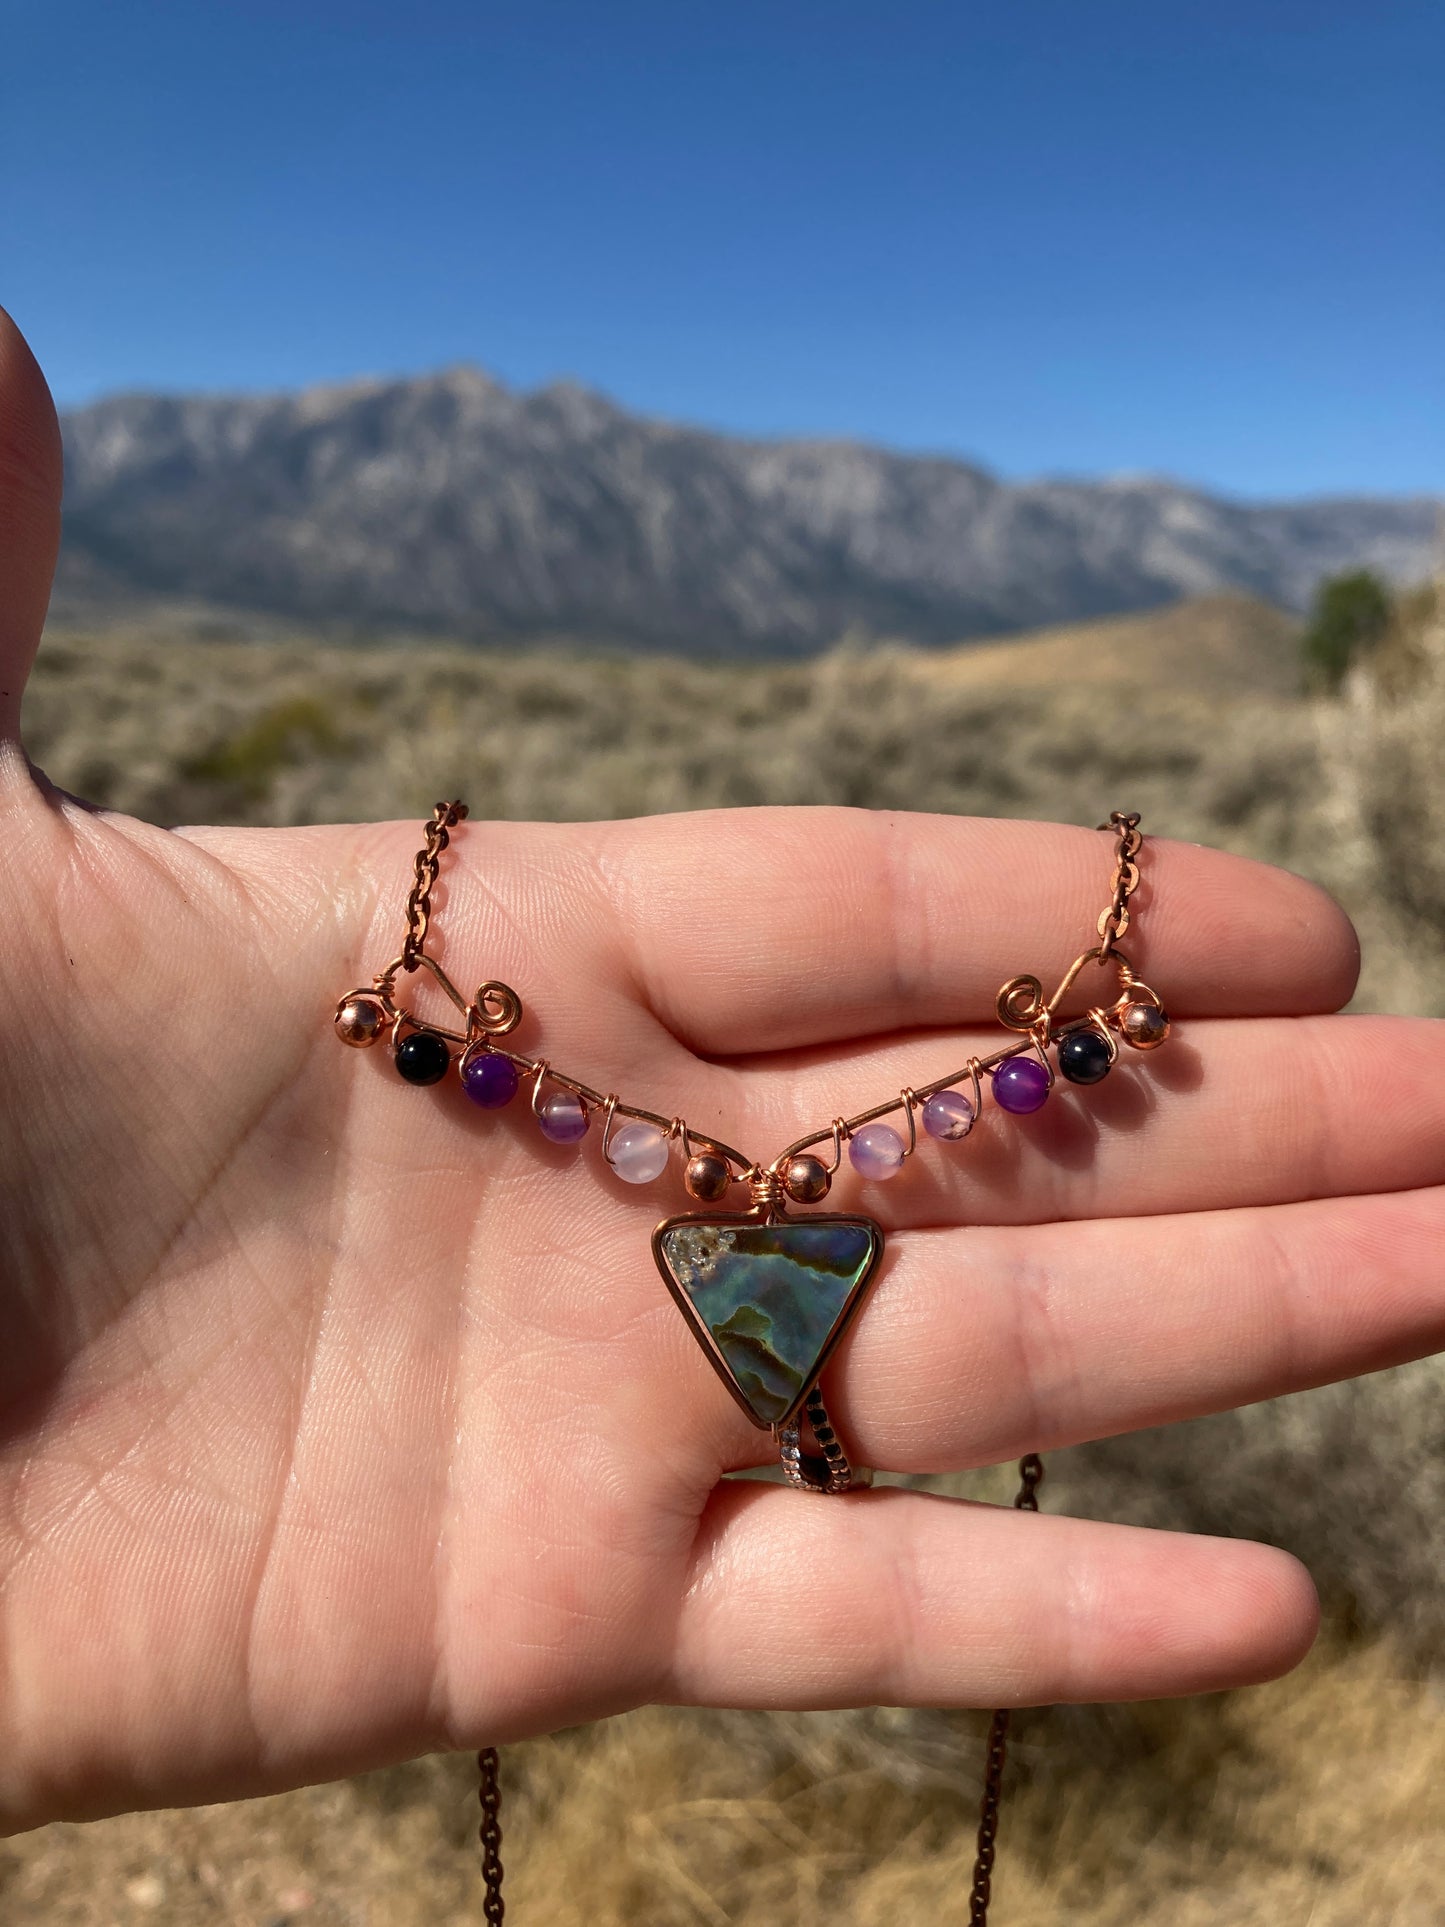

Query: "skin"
left=2, top=307, right=1443, bottom=1834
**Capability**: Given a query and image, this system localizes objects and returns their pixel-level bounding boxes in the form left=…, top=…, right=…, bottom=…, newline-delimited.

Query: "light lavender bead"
left=922, top=1089, right=976, bottom=1141
left=608, top=1120, right=670, bottom=1184
left=537, top=1088, right=589, bottom=1143
left=848, top=1121, right=906, bottom=1180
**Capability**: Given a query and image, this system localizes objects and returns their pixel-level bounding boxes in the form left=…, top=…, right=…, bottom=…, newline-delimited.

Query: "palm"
left=3, top=309, right=1444, bottom=1833
left=0, top=801, right=805, bottom=1814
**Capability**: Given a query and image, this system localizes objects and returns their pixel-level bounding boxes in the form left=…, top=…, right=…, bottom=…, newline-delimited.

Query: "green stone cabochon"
left=657, top=1219, right=880, bottom=1427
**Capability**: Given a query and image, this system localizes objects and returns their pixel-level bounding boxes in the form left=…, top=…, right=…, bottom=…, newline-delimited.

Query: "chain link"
left=478, top=1746, right=504, bottom=1921
left=1095, top=809, right=1144, bottom=957
left=402, top=800, right=469, bottom=969
left=968, top=1453, right=1045, bottom=1926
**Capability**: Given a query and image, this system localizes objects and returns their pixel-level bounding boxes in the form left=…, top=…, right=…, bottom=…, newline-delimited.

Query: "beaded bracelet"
left=332, top=805, right=1170, bottom=1921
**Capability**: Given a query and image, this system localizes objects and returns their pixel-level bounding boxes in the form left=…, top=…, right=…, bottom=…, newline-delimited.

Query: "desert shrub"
left=180, top=694, right=344, bottom=799
left=1301, top=570, right=1392, bottom=691
left=1356, top=578, right=1445, bottom=935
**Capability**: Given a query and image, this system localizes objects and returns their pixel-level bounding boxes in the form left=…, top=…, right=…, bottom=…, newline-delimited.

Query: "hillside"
left=922, top=592, right=1302, bottom=695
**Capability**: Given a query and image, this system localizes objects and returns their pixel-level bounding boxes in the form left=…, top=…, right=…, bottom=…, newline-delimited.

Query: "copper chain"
left=402, top=800, right=469, bottom=969
left=477, top=1746, right=504, bottom=1921
left=968, top=1453, right=1045, bottom=1925
left=1096, top=808, right=1143, bottom=957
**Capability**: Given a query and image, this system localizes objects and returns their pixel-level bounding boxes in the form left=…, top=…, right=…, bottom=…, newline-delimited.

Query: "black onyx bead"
left=395, top=1031, right=451, bottom=1086
left=1058, top=1028, right=1112, bottom=1085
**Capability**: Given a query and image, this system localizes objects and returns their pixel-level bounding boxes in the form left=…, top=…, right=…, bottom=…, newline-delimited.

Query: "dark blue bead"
left=396, top=1031, right=451, bottom=1085
left=1058, top=1028, right=1112, bottom=1085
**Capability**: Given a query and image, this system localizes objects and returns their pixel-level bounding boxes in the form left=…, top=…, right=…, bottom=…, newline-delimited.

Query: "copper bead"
left=335, top=994, right=387, bottom=1047
left=685, top=1152, right=732, bottom=1202
left=782, top=1154, right=831, bottom=1204
left=1120, top=1000, right=1170, bottom=1049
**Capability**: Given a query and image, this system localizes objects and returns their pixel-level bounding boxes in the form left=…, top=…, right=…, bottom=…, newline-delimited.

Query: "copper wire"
left=529, top=1059, right=554, bottom=1122
left=600, top=1094, right=622, bottom=1167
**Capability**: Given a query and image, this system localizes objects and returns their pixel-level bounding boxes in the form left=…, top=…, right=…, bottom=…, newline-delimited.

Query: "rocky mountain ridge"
left=57, top=368, right=1441, bottom=653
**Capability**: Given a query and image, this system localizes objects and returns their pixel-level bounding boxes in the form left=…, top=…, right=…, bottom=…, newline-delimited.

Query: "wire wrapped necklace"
left=332, top=804, right=1171, bottom=1921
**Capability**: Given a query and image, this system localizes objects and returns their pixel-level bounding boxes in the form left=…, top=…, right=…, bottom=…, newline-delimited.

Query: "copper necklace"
left=333, top=805, right=1170, bottom=1921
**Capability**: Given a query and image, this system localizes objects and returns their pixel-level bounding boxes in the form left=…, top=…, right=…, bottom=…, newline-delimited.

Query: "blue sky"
left=5, top=1, right=1441, bottom=496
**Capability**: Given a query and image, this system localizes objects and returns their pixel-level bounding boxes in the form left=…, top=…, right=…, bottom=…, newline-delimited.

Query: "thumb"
left=0, top=306, right=62, bottom=744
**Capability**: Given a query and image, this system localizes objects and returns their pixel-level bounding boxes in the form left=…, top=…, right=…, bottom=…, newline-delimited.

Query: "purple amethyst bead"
left=992, top=1056, right=1050, bottom=1115
left=460, top=1049, right=520, bottom=1109
left=537, top=1088, right=590, bottom=1143
left=922, top=1089, right=976, bottom=1141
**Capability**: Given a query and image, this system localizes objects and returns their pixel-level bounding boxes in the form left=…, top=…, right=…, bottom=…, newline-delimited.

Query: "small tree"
left=1302, top=569, right=1392, bottom=691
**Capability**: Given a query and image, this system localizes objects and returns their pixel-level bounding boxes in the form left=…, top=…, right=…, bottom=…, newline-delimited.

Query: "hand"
left=2, top=307, right=1442, bottom=1832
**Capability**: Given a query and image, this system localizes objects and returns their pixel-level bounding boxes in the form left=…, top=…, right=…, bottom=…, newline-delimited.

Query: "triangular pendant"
left=652, top=1213, right=883, bottom=1430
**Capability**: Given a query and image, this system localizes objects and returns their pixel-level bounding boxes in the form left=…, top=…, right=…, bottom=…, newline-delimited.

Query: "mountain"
left=56, top=368, right=1441, bottom=654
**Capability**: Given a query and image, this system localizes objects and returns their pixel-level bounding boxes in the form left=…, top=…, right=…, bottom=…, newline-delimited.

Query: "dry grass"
left=6, top=1631, right=1443, bottom=1926
left=8, top=588, right=1445, bottom=1923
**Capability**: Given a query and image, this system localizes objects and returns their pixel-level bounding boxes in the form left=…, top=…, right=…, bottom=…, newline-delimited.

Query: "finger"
left=670, top=1483, right=1317, bottom=1709
left=0, top=306, right=63, bottom=744
left=744, top=1012, right=1445, bottom=1230
left=596, top=808, right=1359, bottom=1050
left=207, top=814, right=1356, bottom=1073
left=829, top=1185, right=1445, bottom=1472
